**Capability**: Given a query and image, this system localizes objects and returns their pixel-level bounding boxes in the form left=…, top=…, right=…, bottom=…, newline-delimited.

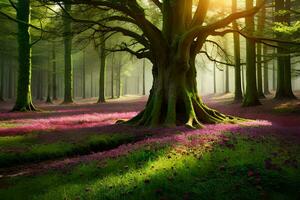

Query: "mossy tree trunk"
left=125, top=0, right=243, bottom=128
left=98, top=35, right=106, bottom=103
left=275, top=0, right=296, bottom=99
left=52, top=43, right=57, bottom=101
left=13, top=0, right=36, bottom=111
left=63, top=3, right=74, bottom=103
left=242, top=0, right=261, bottom=106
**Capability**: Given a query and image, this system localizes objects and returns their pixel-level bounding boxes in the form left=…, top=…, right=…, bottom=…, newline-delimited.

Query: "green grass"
left=1, top=133, right=299, bottom=200
left=0, top=133, right=136, bottom=168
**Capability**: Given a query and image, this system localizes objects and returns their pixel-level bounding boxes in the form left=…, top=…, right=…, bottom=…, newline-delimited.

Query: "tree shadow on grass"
left=1, top=133, right=299, bottom=200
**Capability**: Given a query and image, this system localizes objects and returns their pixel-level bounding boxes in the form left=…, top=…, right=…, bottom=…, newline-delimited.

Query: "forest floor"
left=0, top=93, right=299, bottom=200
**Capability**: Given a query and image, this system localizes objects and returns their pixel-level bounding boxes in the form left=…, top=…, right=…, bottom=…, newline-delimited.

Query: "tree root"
left=12, top=102, right=39, bottom=112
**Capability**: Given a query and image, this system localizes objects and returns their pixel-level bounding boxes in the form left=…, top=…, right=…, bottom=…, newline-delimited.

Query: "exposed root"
left=12, top=102, right=39, bottom=112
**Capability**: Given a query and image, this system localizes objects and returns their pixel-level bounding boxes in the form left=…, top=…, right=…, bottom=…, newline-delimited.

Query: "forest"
left=0, top=0, right=299, bottom=199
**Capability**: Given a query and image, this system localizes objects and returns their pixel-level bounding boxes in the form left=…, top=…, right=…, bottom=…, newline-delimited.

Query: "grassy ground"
left=0, top=133, right=136, bottom=167
left=0, top=133, right=299, bottom=200
left=0, top=95, right=299, bottom=199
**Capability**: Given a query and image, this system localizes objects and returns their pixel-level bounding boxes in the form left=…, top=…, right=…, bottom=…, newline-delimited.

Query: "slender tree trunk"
left=116, top=57, right=121, bottom=98
left=142, top=58, right=146, bottom=95
left=273, top=54, right=276, bottom=91
left=46, top=51, right=52, bottom=103
left=8, top=60, right=13, bottom=99
left=0, top=55, right=4, bottom=101
left=275, top=0, right=295, bottom=99
left=282, top=0, right=295, bottom=98
left=275, top=0, right=285, bottom=98
left=232, top=0, right=243, bottom=100
left=13, top=0, right=36, bottom=111
left=111, top=52, right=114, bottom=99
left=52, top=43, right=57, bottom=101
left=98, top=35, right=106, bottom=103
left=39, top=68, right=44, bottom=101
left=256, top=0, right=265, bottom=98
left=63, top=3, right=73, bottom=103
left=225, top=65, right=229, bottom=93
left=243, top=0, right=261, bottom=106
left=91, top=71, right=93, bottom=97
left=82, top=49, right=86, bottom=99
left=263, top=45, right=270, bottom=95
left=213, top=63, right=216, bottom=94
left=257, top=43, right=265, bottom=98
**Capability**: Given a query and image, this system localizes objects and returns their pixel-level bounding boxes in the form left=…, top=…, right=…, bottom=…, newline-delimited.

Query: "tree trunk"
left=275, top=0, right=295, bottom=99
left=242, top=0, right=261, bottom=106
left=257, top=43, right=265, bottom=98
left=142, top=58, right=146, bottom=95
left=63, top=3, right=73, bottom=103
left=213, top=63, right=217, bottom=94
left=82, top=49, right=86, bottom=99
left=225, top=65, right=229, bottom=93
left=13, top=0, right=36, bottom=111
left=116, top=57, right=121, bottom=98
left=125, top=53, right=238, bottom=128
left=256, top=0, right=265, bottom=98
left=232, top=0, right=243, bottom=101
left=263, top=45, right=270, bottom=95
left=121, top=0, right=240, bottom=128
left=282, top=0, right=295, bottom=98
left=98, top=35, right=106, bottom=103
left=111, top=52, right=114, bottom=99
left=0, top=55, right=4, bottom=101
left=39, top=68, right=44, bottom=101
left=52, top=43, right=57, bottom=101
left=46, top=51, right=52, bottom=103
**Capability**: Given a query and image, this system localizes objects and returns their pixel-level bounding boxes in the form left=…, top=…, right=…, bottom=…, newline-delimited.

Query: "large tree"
left=63, top=3, right=74, bottom=103
left=274, top=0, right=296, bottom=99
left=56, top=0, right=263, bottom=128
left=13, top=0, right=37, bottom=111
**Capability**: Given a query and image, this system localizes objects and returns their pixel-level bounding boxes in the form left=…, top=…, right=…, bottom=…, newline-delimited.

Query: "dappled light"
left=0, top=0, right=299, bottom=199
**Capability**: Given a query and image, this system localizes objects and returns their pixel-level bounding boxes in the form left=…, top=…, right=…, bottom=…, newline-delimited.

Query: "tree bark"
left=257, top=43, right=265, bottom=98
left=98, top=35, right=106, bottom=103
left=116, top=57, right=121, bottom=98
left=263, top=45, right=270, bottom=95
left=213, top=63, right=217, bottom=94
left=63, top=3, right=74, bottom=103
left=46, top=50, right=52, bottom=103
left=142, top=58, right=146, bottom=95
left=232, top=0, right=243, bottom=101
left=13, top=0, right=36, bottom=111
left=0, top=55, right=4, bottom=101
left=243, top=0, right=261, bottom=106
left=52, top=43, right=57, bottom=101
left=82, top=49, right=86, bottom=99
left=111, top=52, right=114, bottom=99
left=275, top=0, right=296, bottom=99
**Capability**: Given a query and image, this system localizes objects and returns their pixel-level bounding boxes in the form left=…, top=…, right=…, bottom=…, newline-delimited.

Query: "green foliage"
left=273, top=21, right=300, bottom=36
